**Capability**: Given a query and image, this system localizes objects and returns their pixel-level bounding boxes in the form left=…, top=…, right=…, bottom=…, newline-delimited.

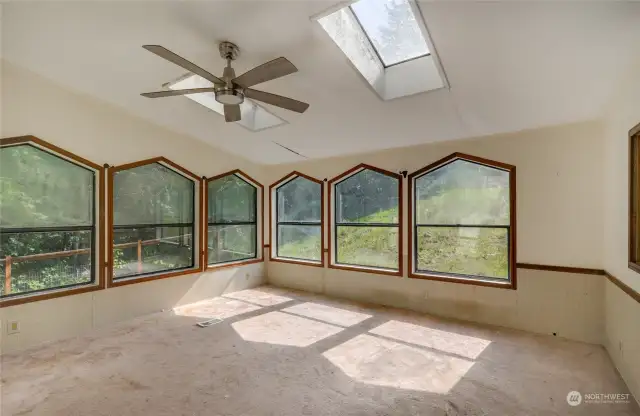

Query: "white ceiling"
left=3, top=1, right=640, bottom=164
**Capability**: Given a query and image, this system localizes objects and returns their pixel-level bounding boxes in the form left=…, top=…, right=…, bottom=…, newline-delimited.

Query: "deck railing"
left=1, top=236, right=188, bottom=295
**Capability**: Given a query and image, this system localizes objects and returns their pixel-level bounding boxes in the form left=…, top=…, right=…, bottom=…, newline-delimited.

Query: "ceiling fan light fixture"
left=215, top=88, right=244, bottom=105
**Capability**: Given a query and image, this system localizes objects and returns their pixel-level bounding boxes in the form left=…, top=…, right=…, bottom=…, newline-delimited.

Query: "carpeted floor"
left=2, top=286, right=638, bottom=416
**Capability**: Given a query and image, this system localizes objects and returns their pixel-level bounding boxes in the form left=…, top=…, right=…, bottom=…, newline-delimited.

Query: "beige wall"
left=0, top=61, right=267, bottom=353
left=603, top=60, right=640, bottom=403
left=2, top=56, right=638, bottom=403
left=264, top=121, right=606, bottom=344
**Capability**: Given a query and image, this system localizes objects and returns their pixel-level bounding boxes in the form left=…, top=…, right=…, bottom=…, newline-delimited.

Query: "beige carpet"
left=2, top=286, right=638, bottom=416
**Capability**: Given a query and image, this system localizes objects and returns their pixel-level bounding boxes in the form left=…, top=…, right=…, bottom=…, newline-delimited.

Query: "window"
left=351, top=0, right=430, bottom=67
left=315, top=0, right=446, bottom=100
left=629, top=123, right=640, bottom=274
left=110, top=158, right=199, bottom=283
left=409, top=153, right=516, bottom=288
left=207, top=170, right=261, bottom=266
left=329, top=165, right=402, bottom=275
left=0, top=136, right=102, bottom=303
left=271, top=172, right=323, bottom=265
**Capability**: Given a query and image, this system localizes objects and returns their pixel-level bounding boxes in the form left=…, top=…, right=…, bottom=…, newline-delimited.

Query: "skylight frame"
left=163, top=73, right=288, bottom=133
left=313, top=0, right=448, bottom=101
left=348, top=0, right=431, bottom=68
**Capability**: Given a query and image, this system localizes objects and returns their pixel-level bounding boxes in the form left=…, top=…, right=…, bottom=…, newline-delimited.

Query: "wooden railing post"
left=5, top=256, right=12, bottom=295
left=137, top=240, right=143, bottom=273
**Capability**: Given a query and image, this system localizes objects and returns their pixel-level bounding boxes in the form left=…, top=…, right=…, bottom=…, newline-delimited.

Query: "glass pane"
left=335, top=169, right=398, bottom=224
left=351, top=0, right=430, bottom=66
left=208, top=224, right=256, bottom=264
left=336, top=225, right=398, bottom=270
left=112, top=226, right=194, bottom=279
left=208, top=175, right=256, bottom=223
left=0, top=144, right=94, bottom=227
left=277, top=177, right=321, bottom=222
left=416, top=226, right=509, bottom=279
left=277, top=225, right=321, bottom=262
left=0, top=230, right=93, bottom=297
left=415, top=160, right=510, bottom=226
left=113, top=163, right=194, bottom=226
left=317, top=6, right=384, bottom=86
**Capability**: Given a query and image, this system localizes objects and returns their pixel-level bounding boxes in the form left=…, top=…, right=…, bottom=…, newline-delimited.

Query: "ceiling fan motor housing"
left=215, top=88, right=244, bottom=105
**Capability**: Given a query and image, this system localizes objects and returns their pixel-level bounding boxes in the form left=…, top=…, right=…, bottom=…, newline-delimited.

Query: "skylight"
left=315, top=0, right=446, bottom=100
left=166, top=74, right=286, bottom=132
left=350, top=0, right=430, bottom=67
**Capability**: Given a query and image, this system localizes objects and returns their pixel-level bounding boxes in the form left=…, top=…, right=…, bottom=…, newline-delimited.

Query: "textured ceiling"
left=3, top=1, right=640, bottom=164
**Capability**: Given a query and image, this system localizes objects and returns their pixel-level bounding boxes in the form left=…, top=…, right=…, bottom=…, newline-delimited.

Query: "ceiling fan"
left=141, top=41, right=309, bottom=122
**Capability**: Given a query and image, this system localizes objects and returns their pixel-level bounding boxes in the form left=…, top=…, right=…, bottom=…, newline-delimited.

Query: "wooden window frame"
left=269, top=171, right=325, bottom=268
left=0, top=135, right=105, bottom=307
left=107, top=157, right=203, bottom=288
left=205, top=169, right=264, bottom=271
left=629, top=123, right=640, bottom=274
left=328, top=164, right=403, bottom=277
left=408, top=152, right=517, bottom=290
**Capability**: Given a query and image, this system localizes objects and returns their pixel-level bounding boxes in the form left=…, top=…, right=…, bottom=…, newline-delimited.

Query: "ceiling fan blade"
left=142, top=45, right=224, bottom=85
left=224, top=104, right=241, bottom=122
left=245, top=89, right=309, bottom=113
left=232, top=57, right=297, bottom=88
left=141, top=88, right=217, bottom=98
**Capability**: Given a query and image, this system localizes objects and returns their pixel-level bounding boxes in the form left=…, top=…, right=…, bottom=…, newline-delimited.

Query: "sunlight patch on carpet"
left=369, top=320, right=491, bottom=359
left=232, top=311, right=342, bottom=347
left=323, top=334, right=474, bottom=393
left=282, top=302, right=372, bottom=327
left=174, top=297, right=261, bottom=320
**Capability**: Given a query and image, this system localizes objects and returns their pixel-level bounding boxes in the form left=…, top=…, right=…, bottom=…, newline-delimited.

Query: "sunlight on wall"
left=323, top=334, right=475, bottom=393
left=369, top=320, right=491, bottom=359
left=173, top=297, right=261, bottom=320
left=282, top=302, right=372, bottom=327
left=232, top=311, right=343, bottom=347
left=224, top=288, right=293, bottom=306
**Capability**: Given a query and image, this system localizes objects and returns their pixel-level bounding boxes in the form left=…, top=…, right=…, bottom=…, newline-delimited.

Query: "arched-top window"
left=0, top=136, right=102, bottom=304
left=270, top=172, right=323, bottom=266
left=409, top=153, right=516, bottom=288
left=329, top=164, right=402, bottom=275
left=207, top=170, right=262, bottom=267
left=109, top=157, right=199, bottom=284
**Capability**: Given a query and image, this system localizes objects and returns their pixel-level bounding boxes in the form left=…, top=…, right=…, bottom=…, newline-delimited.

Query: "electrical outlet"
left=245, top=272, right=250, bottom=280
left=619, top=341, right=624, bottom=356
left=7, top=321, right=20, bottom=335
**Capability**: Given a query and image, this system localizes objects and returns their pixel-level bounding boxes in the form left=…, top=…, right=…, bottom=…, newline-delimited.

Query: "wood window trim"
left=0, top=135, right=105, bottom=307
left=407, top=152, right=517, bottom=290
left=204, top=169, right=264, bottom=271
left=328, top=163, right=403, bottom=277
left=107, top=157, right=203, bottom=288
left=268, top=171, right=325, bottom=268
left=629, top=123, right=640, bottom=274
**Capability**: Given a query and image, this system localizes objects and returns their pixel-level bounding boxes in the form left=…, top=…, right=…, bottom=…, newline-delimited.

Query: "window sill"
left=0, top=283, right=104, bottom=308
left=628, top=262, right=640, bottom=275
left=205, top=258, right=263, bottom=271
left=109, top=267, right=203, bottom=288
left=270, top=257, right=324, bottom=268
left=408, top=271, right=515, bottom=290
left=328, top=263, right=401, bottom=277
